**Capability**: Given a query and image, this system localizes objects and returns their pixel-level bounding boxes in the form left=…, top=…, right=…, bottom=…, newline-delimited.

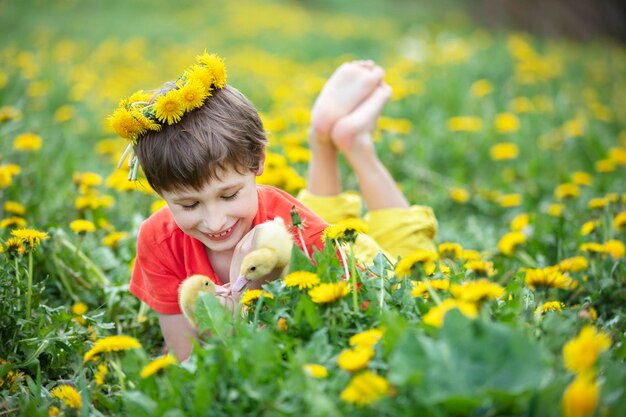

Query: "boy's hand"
left=229, top=225, right=284, bottom=296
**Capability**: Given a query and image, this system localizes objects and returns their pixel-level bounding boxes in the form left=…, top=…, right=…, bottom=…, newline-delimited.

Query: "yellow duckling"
left=178, top=274, right=216, bottom=328
left=231, top=216, right=294, bottom=293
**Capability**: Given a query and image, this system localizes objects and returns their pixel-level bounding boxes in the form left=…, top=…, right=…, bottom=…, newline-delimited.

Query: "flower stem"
left=110, top=356, right=126, bottom=391
left=348, top=244, right=358, bottom=314
left=26, top=252, right=33, bottom=320
left=14, top=257, right=21, bottom=311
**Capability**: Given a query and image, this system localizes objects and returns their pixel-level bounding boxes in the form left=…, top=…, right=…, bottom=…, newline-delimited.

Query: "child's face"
left=161, top=167, right=261, bottom=254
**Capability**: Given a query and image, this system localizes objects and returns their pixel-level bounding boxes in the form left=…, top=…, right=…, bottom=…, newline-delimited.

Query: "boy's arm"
left=157, top=313, right=197, bottom=361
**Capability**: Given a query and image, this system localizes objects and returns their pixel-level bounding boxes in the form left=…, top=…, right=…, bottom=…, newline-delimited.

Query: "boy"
left=116, top=54, right=436, bottom=360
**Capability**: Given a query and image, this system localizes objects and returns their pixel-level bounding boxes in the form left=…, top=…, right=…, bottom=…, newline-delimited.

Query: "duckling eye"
left=250, top=266, right=256, bottom=271
left=204, top=282, right=210, bottom=286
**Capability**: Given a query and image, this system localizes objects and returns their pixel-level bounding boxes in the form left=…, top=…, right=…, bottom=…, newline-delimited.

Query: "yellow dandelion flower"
left=394, top=249, right=438, bottom=277
left=579, top=242, right=605, bottom=255
left=490, top=142, right=519, bottom=161
left=337, top=345, right=375, bottom=372
left=195, top=52, right=227, bottom=88
left=554, top=183, right=580, bottom=200
left=613, top=211, right=626, bottom=231
left=498, top=193, right=522, bottom=208
left=498, top=231, right=526, bottom=256
left=604, top=239, right=625, bottom=259
left=510, top=96, right=534, bottom=113
left=459, top=249, right=481, bottom=261
left=94, top=363, right=108, bottom=386
left=241, top=289, right=274, bottom=306
left=186, top=64, right=214, bottom=90
left=50, top=385, right=82, bottom=409
left=0, top=105, right=22, bottom=121
left=83, top=335, right=141, bottom=363
left=340, top=371, right=390, bottom=406
left=69, top=219, right=96, bottom=234
left=0, top=217, right=27, bottom=229
left=510, top=213, right=529, bottom=231
left=411, top=279, right=450, bottom=298
left=153, top=90, right=184, bottom=125
left=96, top=139, right=123, bottom=156
left=308, top=281, right=350, bottom=304
left=580, top=220, right=599, bottom=236
left=535, top=301, right=565, bottom=314
left=71, top=302, right=88, bottom=316
left=558, top=256, right=589, bottom=272
left=48, top=406, right=59, bottom=416
left=470, top=79, right=493, bottom=97
left=562, top=374, right=599, bottom=417
left=102, top=231, right=129, bottom=249
left=595, top=158, right=615, bottom=173
left=4, top=200, right=26, bottom=216
left=438, top=242, right=463, bottom=259
left=447, top=116, right=483, bottom=132
left=54, top=105, right=74, bottom=123
left=587, top=197, right=608, bottom=210
left=13, top=132, right=42, bottom=151
left=323, top=218, right=368, bottom=243
left=107, top=107, right=145, bottom=140
left=3, top=237, right=26, bottom=257
left=177, top=78, right=208, bottom=111
left=349, top=328, right=384, bottom=348
left=303, top=363, right=328, bottom=379
left=448, top=187, right=470, bottom=203
left=464, top=259, right=496, bottom=277
left=423, top=299, right=478, bottom=328
left=140, top=354, right=177, bottom=378
left=547, top=203, right=564, bottom=217
left=563, top=325, right=611, bottom=374
left=571, top=172, right=592, bottom=186
left=11, top=228, right=49, bottom=249
left=283, top=271, right=320, bottom=290
left=608, top=146, right=626, bottom=165
left=73, top=172, right=102, bottom=188
left=524, top=267, right=574, bottom=290
left=450, top=279, right=505, bottom=303
left=276, top=317, right=288, bottom=331
left=494, top=112, right=520, bottom=133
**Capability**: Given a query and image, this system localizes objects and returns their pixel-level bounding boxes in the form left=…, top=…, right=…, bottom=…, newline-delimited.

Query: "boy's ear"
left=255, top=147, right=266, bottom=176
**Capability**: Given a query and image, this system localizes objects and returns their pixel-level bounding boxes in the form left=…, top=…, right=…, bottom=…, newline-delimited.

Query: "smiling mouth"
left=204, top=222, right=237, bottom=241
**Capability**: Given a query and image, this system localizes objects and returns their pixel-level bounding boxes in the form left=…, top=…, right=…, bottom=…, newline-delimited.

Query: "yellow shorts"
left=298, top=190, right=437, bottom=263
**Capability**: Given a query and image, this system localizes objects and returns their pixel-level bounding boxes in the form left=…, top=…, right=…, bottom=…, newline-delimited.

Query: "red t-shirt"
left=129, top=185, right=328, bottom=314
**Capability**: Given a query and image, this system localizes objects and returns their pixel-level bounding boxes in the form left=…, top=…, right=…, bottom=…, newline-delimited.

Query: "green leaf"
left=289, top=245, right=316, bottom=273
left=389, top=310, right=551, bottom=408
left=195, top=292, right=233, bottom=342
left=294, top=294, right=322, bottom=329
left=123, top=390, right=158, bottom=414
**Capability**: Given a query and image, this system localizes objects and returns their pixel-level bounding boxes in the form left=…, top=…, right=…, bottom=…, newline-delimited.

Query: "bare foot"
left=309, top=61, right=385, bottom=144
left=330, top=82, right=392, bottom=154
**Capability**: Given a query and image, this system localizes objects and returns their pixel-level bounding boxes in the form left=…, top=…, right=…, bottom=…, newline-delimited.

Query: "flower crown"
left=108, top=52, right=227, bottom=180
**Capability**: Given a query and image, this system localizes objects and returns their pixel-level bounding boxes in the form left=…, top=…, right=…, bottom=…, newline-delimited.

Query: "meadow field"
left=1, top=0, right=625, bottom=415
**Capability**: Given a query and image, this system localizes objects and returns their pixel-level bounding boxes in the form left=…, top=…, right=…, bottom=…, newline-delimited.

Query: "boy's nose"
left=202, top=207, right=228, bottom=233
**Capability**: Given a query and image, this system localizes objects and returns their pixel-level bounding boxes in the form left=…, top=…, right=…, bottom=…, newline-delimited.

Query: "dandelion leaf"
left=389, top=310, right=549, bottom=409
left=195, top=292, right=232, bottom=341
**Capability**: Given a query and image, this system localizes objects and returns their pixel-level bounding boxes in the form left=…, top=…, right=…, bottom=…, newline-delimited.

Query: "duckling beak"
left=231, top=275, right=250, bottom=293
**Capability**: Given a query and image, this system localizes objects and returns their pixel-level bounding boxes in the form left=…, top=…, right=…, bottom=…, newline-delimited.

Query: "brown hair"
left=135, top=85, right=267, bottom=194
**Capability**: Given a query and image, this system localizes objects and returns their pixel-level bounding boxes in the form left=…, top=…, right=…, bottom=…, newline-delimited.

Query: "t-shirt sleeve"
left=129, top=226, right=184, bottom=315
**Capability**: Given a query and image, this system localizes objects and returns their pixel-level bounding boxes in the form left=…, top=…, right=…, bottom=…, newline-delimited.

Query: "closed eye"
left=181, top=202, right=199, bottom=210
left=222, top=191, right=240, bottom=201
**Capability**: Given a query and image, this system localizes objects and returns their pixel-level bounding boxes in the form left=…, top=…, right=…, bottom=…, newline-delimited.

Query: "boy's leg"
left=307, top=61, right=385, bottom=197
left=331, top=83, right=438, bottom=256
left=330, top=83, right=409, bottom=210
